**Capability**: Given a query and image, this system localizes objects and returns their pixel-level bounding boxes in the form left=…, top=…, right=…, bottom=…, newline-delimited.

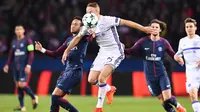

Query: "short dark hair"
left=184, top=18, right=197, bottom=26
left=73, top=16, right=83, bottom=26
left=87, top=2, right=99, bottom=8
left=150, top=19, right=167, bottom=32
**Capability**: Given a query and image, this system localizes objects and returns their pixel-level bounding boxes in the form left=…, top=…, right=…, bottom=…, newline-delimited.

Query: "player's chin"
left=152, top=33, right=158, bottom=36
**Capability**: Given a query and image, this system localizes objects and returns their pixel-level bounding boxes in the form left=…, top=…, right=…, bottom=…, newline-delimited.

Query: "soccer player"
left=174, top=18, right=200, bottom=112
left=61, top=2, right=153, bottom=112
left=35, top=16, right=91, bottom=112
left=3, top=25, right=38, bottom=111
left=125, top=19, right=186, bottom=112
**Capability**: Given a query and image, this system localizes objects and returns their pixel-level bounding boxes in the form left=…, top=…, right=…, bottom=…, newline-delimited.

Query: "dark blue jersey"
left=64, top=35, right=89, bottom=69
left=125, top=36, right=175, bottom=78
left=44, top=35, right=90, bottom=70
left=6, top=37, right=34, bottom=70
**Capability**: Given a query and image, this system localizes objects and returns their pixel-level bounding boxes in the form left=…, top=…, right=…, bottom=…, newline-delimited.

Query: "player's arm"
left=164, top=39, right=175, bottom=58
left=3, top=46, right=14, bottom=73
left=61, top=27, right=88, bottom=64
left=35, top=40, right=67, bottom=58
left=124, top=39, right=143, bottom=55
left=119, top=19, right=152, bottom=34
left=174, top=39, right=184, bottom=66
left=25, top=39, right=34, bottom=74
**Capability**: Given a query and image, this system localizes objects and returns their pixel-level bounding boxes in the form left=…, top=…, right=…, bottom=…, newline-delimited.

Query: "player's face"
left=86, top=6, right=99, bottom=16
left=185, top=22, right=197, bottom=36
left=70, top=19, right=81, bottom=34
left=150, top=23, right=161, bottom=36
left=15, top=26, right=25, bottom=37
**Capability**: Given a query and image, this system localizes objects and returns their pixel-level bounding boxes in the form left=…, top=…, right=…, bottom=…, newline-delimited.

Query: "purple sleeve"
left=6, top=47, right=14, bottom=65
left=125, top=38, right=143, bottom=55
left=26, top=39, right=34, bottom=65
left=164, top=39, right=175, bottom=58
left=45, top=40, right=67, bottom=58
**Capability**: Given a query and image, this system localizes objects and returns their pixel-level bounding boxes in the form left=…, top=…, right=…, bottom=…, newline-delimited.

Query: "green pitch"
left=0, top=94, right=193, bottom=112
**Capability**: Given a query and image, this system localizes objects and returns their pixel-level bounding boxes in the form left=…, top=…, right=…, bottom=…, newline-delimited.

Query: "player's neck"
left=150, top=35, right=160, bottom=41
left=17, top=35, right=24, bottom=40
left=188, top=34, right=196, bottom=39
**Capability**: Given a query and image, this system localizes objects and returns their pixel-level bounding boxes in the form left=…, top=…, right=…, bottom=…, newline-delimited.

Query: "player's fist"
left=174, top=56, right=184, bottom=66
left=25, top=65, right=31, bottom=75
left=3, top=65, right=9, bottom=73
left=35, top=41, right=43, bottom=51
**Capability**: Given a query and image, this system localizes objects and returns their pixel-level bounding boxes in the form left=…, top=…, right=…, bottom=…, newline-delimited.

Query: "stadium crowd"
left=0, top=0, right=200, bottom=57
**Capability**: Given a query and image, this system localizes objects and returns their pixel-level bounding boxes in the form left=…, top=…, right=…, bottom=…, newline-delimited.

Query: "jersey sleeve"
left=125, top=38, right=143, bottom=55
left=26, top=38, right=34, bottom=65
left=6, top=42, right=14, bottom=65
left=105, top=16, right=120, bottom=27
left=163, top=39, right=175, bottom=58
left=175, top=39, right=183, bottom=57
left=45, top=39, right=67, bottom=58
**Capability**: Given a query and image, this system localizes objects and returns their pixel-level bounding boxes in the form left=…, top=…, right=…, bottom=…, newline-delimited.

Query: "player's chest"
left=142, top=42, right=165, bottom=56
left=182, top=39, right=200, bottom=50
left=12, top=41, right=27, bottom=51
left=92, top=22, right=110, bottom=37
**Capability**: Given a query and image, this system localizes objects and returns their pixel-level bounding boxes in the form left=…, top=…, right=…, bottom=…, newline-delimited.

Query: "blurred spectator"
left=0, top=0, right=199, bottom=57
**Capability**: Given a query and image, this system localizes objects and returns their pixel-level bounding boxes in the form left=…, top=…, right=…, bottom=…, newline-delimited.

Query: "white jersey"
left=90, top=15, right=124, bottom=54
left=175, top=34, right=200, bottom=80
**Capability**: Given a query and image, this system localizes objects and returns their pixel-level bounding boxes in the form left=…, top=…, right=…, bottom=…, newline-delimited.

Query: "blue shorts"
left=13, top=68, right=27, bottom=82
left=56, top=68, right=83, bottom=94
left=146, top=72, right=171, bottom=96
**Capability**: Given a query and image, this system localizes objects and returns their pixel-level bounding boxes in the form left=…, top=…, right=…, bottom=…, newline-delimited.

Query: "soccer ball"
left=82, top=13, right=98, bottom=28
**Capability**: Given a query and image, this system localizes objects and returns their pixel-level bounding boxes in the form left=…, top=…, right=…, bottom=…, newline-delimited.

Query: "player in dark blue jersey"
left=125, top=19, right=186, bottom=112
left=3, top=25, right=38, bottom=111
left=35, top=16, right=92, bottom=112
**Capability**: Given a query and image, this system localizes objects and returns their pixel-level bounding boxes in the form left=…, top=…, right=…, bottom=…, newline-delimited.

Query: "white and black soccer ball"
left=82, top=13, right=98, bottom=28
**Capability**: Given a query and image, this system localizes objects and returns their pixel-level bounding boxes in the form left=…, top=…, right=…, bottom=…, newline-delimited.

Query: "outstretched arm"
left=120, top=19, right=152, bottom=34
left=124, top=38, right=143, bottom=55
left=35, top=41, right=67, bottom=58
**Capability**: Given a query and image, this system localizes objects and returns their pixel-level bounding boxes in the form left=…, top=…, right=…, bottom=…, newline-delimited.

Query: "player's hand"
left=143, top=26, right=153, bottom=34
left=196, top=60, right=200, bottom=67
left=3, top=65, right=9, bottom=73
left=174, top=56, right=184, bottom=66
left=35, top=41, right=43, bottom=51
left=88, top=30, right=96, bottom=38
left=24, top=65, right=31, bottom=75
left=62, top=50, right=69, bottom=65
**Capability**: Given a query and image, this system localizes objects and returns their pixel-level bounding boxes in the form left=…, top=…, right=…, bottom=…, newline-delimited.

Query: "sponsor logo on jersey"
left=14, top=49, right=25, bottom=56
left=145, top=54, right=161, bottom=61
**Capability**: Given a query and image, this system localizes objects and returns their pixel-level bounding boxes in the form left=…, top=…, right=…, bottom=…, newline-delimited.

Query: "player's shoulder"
left=179, top=36, right=188, bottom=43
left=160, top=37, right=169, bottom=43
left=24, top=36, right=33, bottom=43
left=101, top=15, right=118, bottom=20
left=137, top=36, right=149, bottom=43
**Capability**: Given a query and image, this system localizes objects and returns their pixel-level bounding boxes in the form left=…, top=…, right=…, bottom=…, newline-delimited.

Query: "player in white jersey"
left=61, top=2, right=152, bottom=112
left=174, top=18, right=200, bottom=112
